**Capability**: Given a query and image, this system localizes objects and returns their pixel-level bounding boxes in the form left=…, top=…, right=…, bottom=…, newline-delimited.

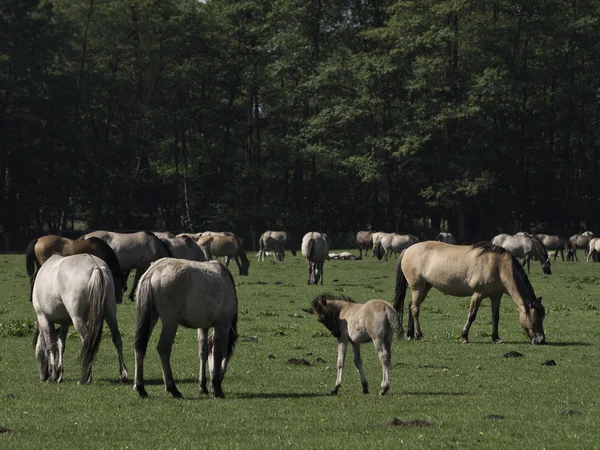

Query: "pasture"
left=1, top=250, right=600, bottom=448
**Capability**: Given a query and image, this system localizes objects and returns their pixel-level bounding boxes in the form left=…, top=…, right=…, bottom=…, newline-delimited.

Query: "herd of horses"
left=20, top=226, right=596, bottom=397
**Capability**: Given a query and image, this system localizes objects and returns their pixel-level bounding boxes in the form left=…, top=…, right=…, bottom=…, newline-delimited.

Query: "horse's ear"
left=301, top=307, right=314, bottom=315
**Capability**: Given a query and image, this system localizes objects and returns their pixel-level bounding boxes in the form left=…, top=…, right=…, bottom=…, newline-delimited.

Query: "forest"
left=2, top=0, right=600, bottom=250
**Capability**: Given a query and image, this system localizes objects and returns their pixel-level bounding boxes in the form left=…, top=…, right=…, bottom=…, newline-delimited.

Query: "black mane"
left=311, top=293, right=357, bottom=310
left=470, top=241, right=508, bottom=255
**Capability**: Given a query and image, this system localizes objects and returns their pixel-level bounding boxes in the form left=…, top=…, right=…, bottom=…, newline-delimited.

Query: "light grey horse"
left=32, top=254, right=128, bottom=384
left=133, top=258, right=238, bottom=399
left=435, top=232, right=456, bottom=244
left=570, top=232, right=595, bottom=261
left=376, top=233, right=419, bottom=260
left=302, top=232, right=329, bottom=285
left=160, top=236, right=206, bottom=261
left=586, top=238, right=600, bottom=262
left=370, top=232, right=387, bottom=257
left=356, top=231, right=373, bottom=258
left=81, top=230, right=173, bottom=301
left=257, top=235, right=285, bottom=262
left=535, top=234, right=573, bottom=262
left=491, top=234, right=551, bottom=275
left=261, top=231, right=298, bottom=256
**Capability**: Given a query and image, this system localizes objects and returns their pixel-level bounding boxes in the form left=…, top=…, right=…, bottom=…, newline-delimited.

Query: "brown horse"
left=356, top=231, right=373, bottom=258
left=26, top=235, right=125, bottom=303
left=394, top=241, right=546, bottom=345
left=197, top=235, right=250, bottom=275
left=260, top=231, right=298, bottom=256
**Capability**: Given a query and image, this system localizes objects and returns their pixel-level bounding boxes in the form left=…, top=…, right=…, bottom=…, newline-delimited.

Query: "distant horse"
left=32, top=254, right=128, bottom=384
left=435, top=232, right=456, bottom=244
left=301, top=232, right=329, bottom=285
left=376, top=233, right=418, bottom=260
left=328, top=252, right=362, bottom=260
left=356, top=231, right=373, bottom=258
left=491, top=234, right=551, bottom=274
left=81, top=231, right=173, bottom=301
left=261, top=231, right=298, bottom=256
left=586, top=238, right=600, bottom=262
left=370, top=232, right=387, bottom=257
left=26, top=235, right=125, bottom=303
left=535, top=234, right=573, bottom=262
left=133, top=258, right=238, bottom=399
left=160, top=236, right=206, bottom=261
left=257, top=235, right=285, bottom=262
left=197, top=234, right=250, bottom=275
left=152, top=231, right=175, bottom=239
left=570, top=232, right=595, bottom=261
left=303, top=294, right=402, bottom=396
left=394, top=241, right=546, bottom=344
left=176, top=232, right=203, bottom=240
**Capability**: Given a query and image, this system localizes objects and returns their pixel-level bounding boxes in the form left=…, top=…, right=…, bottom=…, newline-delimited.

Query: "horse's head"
left=520, top=297, right=546, bottom=345
left=303, top=295, right=340, bottom=338
left=541, top=258, right=552, bottom=275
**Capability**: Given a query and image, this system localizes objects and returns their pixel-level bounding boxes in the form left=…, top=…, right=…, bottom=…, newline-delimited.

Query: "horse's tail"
left=26, top=239, right=38, bottom=301
left=307, top=237, right=315, bottom=262
left=208, top=267, right=239, bottom=359
left=80, top=263, right=108, bottom=383
left=134, top=266, right=157, bottom=355
left=374, top=241, right=384, bottom=260
left=386, top=305, right=403, bottom=340
left=393, top=249, right=408, bottom=330
left=32, top=318, right=40, bottom=350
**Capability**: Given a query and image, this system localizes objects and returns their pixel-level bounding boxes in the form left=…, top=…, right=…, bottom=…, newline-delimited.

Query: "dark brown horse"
left=26, top=235, right=125, bottom=303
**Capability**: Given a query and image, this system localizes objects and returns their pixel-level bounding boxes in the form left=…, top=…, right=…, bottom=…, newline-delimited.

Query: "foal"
left=303, top=294, right=402, bottom=396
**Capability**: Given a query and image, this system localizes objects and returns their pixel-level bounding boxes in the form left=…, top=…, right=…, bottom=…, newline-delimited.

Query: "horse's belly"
left=429, top=281, right=473, bottom=297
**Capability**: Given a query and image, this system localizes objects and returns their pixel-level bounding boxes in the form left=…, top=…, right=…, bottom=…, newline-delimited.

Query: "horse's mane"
left=311, top=293, right=357, bottom=310
left=85, top=237, right=123, bottom=280
left=145, top=231, right=173, bottom=257
left=509, top=256, right=540, bottom=312
left=470, top=241, right=508, bottom=255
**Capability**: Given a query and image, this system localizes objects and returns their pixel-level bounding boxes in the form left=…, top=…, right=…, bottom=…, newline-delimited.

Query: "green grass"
left=1, top=251, right=600, bottom=449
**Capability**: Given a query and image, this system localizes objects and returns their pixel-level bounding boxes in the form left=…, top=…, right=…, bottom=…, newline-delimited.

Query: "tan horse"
left=160, top=236, right=206, bottom=261
left=133, top=259, right=238, bottom=398
left=376, top=233, right=418, bottom=260
left=394, top=241, right=546, bottom=345
left=257, top=235, right=285, bottom=262
left=301, top=232, right=329, bottom=285
left=261, top=231, right=298, bottom=256
left=303, top=294, right=402, bottom=396
left=26, top=235, right=125, bottom=303
left=356, top=231, right=373, bottom=258
left=197, top=234, right=249, bottom=275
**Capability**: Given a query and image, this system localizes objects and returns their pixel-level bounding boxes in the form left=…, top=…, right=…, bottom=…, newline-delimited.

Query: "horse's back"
left=301, top=232, right=328, bottom=260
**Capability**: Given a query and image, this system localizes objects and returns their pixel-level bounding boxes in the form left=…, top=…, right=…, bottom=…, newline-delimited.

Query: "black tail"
left=307, top=238, right=315, bottom=261
left=393, top=249, right=408, bottom=329
left=134, top=267, right=156, bottom=354
left=374, top=241, right=384, bottom=260
left=26, top=239, right=38, bottom=302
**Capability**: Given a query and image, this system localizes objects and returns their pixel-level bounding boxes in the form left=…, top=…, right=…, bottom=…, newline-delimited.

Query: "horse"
left=302, top=294, right=402, bottom=396
left=133, top=258, right=238, bottom=399
left=32, top=254, right=128, bottom=384
left=370, top=232, right=387, bottom=257
left=160, top=236, right=206, bottom=261
left=261, top=231, right=298, bottom=256
left=176, top=232, right=203, bottom=240
left=356, top=231, right=373, bottom=258
left=570, top=232, right=595, bottom=261
left=586, top=238, right=600, bottom=262
left=435, top=232, right=456, bottom=244
left=491, top=234, right=551, bottom=274
left=257, top=235, right=285, bottom=262
left=26, top=235, right=125, bottom=303
left=393, top=241, right=546, bottom=345
left=301, top=232, right=329, bottom=285
left=535, top=234, right=574, bottom=262
left=197, top=234, right=250, bottom=275
left=328, top=252, right=362, bottom=260
left=80, top=230, right=173, bottom=301
left=152, top=231, right=175, bottom=239
left=376, top=233, right=418, bottom=260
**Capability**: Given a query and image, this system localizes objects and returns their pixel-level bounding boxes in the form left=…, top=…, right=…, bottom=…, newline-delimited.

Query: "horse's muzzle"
left=531, top=336, right=546, bottom=345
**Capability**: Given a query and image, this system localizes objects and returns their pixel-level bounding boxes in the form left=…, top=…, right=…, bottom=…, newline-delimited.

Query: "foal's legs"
left=104, top=301, right=129, bottom=383
left=351, top=343, right=369, bottom=394
left=460, top=292, right=484, bottom=343
left=133, top=314, right=158, bottom=398
left=197, top=328, right=209, bottom=394
left=373, top=337, right=391, bottom=395
left=407, top=284, right=431, bottom=340
left=331, top=340, right=348, bottom=395
left=490, top=294, right=503, bottom=343
left=156, top=322, right=183, bottom=398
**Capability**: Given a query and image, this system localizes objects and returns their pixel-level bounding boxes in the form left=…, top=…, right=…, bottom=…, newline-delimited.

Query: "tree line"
left=2, top=0, right=600, bottom=250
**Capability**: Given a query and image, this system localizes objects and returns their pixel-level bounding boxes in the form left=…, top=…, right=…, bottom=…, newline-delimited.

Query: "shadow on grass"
left=231, top=392, right=332, bottom=400
left=401, top=391, right=473, bottom=397
left=544, top=341, right=591, bottom=347
left=106, top=377, right=199, bottom=386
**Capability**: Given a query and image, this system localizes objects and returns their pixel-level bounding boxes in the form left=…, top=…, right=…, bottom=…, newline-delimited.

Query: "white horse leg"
left=331, top=340, right=348, bottom=395
left=373, top=338, right=391, bottom=395
left=56, top=325, right=68, bottom=383
left=197, top=328, right=209, bottom=394
left=351, top=343, right=369, bottom=394
left=460, top=292, right=484, bottom=343
left=209, top=327, right=228, bottom=398
left=37, top=316, right=58, bottom=383
left=35, top=325, right=49, bottom=381
left=133, top=315, right=158, bottom=398
left=490, top=294, right=503, bottom=343
left=128, top=268, right=145, bottom=302
left=104, top=301, right=128, bottom=383
left=307, top=261, right=313, bottom=284
left=71, top=316, right=92, bottom=384
left=156, top=322, right=182, bottom=398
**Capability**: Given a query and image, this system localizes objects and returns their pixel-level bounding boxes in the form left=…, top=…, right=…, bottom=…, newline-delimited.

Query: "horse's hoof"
left=134, top=384, right=149, bottom=398
left=213, top=391, right=225, bottom=399
left=460, top=337, right=469, bottom=344
left=362, top=384, right=369, bottom=394
left=379, top=386, right=389, bottom=396
left=494, top=339, right=504, bottom=344
left=330, top=387, right=339, bottom=396
left=171, top=390, right=184, bottom=399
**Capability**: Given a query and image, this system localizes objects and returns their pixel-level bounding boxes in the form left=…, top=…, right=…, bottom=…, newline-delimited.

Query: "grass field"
left=1, top=250, right=600, bottom=449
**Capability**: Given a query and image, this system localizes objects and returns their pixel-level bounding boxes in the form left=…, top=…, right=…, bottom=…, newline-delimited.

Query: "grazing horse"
left=301, top=232, right=329, bottom=285
left=535, top=234, right=574, bottom=262
left=435, top=232, right=456, bottom=244
left=81, top=230, right=173, bottom=301
left=261, top=231, right=298, bottom=256
left=394, top=241, right=546, bottom=344
left=491, top=234, right=551, bottom=275
left=303, top=294, right=402, bottom=396
left=160, top=236, right=206, bottom=261
left=26, top=235, right=125, bottom=303
left=356, top=231, right=373, bottom=258
left=133, top=258, right=238, bottom=399
left=376, top=233, right=418, bottom=260
left=570, top=232, right=595, bottom=261
left=257, top=235, right=285, bottom=262
left=197, top=234, right=250, bottom=275
left=32, top=254, right=128, bottom=384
